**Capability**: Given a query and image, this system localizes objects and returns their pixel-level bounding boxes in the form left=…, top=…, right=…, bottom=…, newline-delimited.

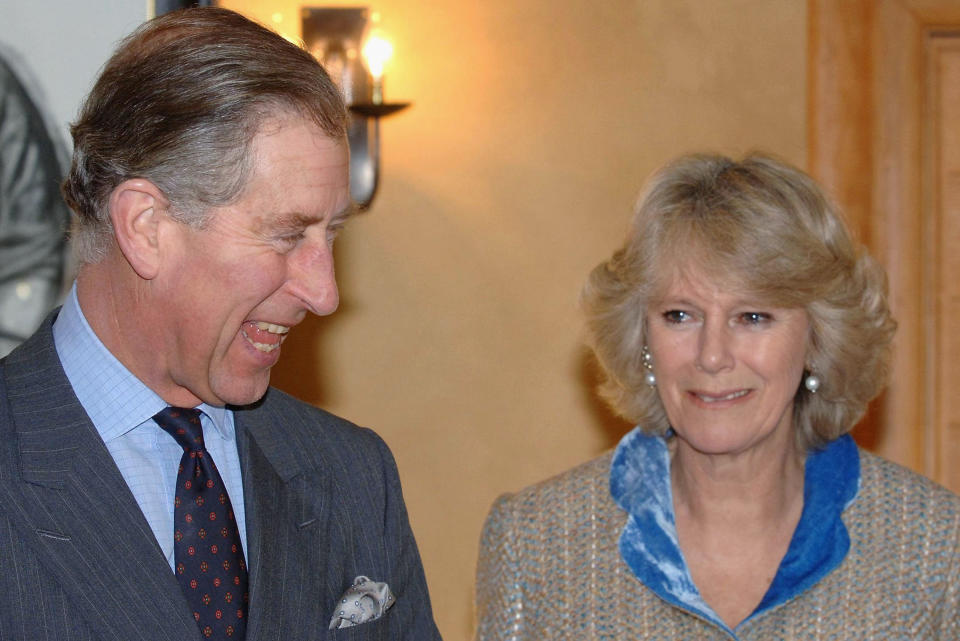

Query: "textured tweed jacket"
left=475, top=443, right=960, bottom=640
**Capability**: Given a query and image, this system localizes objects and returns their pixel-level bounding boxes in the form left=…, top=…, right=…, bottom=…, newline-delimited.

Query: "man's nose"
left=696, top=320, right=734, bottom=373
left=287, top=239, right=339, bottom=316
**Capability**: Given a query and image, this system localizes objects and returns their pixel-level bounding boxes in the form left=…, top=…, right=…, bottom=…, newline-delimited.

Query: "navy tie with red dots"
left=154, top=407, right=249, bottom=640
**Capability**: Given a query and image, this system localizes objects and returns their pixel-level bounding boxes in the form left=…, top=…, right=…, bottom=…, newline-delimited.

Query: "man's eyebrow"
left=267, top=212, right=319, bottom=230
left=272, top=205, right=355, bottom=230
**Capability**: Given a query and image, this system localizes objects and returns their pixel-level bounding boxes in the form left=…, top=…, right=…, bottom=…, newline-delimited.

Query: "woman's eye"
left=663, top=310, right=691, bottom=324
left=740, top=312, right=771, bottom=325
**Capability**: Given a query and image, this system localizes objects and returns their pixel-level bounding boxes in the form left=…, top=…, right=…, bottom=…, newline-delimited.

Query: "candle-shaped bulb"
left=362, top=30, right=393, bottom=104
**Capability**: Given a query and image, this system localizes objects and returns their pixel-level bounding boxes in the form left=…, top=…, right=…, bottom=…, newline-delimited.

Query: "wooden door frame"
left=808, top=0, right=960, bottom=475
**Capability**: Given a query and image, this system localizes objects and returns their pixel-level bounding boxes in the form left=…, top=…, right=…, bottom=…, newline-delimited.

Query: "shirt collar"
left=610, top=427, right=860, bottom=635
left=52, top=283, right=233, bottom=442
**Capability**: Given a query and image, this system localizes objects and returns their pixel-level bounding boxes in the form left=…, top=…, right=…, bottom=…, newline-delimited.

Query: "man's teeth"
left=696, top=390, right=749, bottom=403
left=254, top=321, right=290, bottom=334
left=248, top=340, right=279, bottom=353
left=242, top=321, right=290, bottom=353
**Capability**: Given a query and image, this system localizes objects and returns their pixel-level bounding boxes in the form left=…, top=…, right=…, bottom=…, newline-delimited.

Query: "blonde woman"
left=475, top=154, right=960, bottom=639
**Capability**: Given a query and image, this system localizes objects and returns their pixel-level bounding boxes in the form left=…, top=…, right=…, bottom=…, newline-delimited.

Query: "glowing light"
left=362, top=23, right=394, bottom=105
left=362, top=31, right=393, bottom=81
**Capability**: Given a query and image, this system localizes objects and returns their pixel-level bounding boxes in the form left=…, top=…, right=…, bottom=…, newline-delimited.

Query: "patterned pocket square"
left=328, top=575, right=396, bottom=630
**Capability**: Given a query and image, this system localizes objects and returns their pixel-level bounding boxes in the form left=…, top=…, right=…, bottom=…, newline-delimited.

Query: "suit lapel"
left=0, top=320, right=200, bottom=640
left=235, top=396, right=337, bottom=638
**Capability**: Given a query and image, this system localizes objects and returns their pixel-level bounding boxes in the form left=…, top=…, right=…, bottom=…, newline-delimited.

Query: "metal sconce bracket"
left=302, top=8, right=409, bottom=211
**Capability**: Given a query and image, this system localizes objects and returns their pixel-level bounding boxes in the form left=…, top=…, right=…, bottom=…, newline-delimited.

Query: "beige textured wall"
left=223, top=1, right=807, bottom=638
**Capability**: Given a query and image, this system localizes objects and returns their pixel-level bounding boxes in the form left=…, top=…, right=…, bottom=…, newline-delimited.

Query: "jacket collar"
left=610, top=427, right=860, bottom=635
left=0, top=312, right=202, bottom=639
left=230, top=389, right=334, bottom=638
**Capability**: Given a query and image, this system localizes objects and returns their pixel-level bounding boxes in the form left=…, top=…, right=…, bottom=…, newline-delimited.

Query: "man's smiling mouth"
left=241, top=321, right=290, bottom=353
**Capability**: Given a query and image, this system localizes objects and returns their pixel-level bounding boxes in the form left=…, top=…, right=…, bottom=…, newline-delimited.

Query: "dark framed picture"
left=155, top=0, right=214, bottom=16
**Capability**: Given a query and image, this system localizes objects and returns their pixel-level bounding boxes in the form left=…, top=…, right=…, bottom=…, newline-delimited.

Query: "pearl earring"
left=804, top=372, right=821, bottom=393
left=642, top=345, right=656, bottom=388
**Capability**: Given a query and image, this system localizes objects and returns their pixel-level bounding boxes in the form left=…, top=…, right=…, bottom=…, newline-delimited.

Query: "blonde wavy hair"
left=581, top=153, right=896, bottom=450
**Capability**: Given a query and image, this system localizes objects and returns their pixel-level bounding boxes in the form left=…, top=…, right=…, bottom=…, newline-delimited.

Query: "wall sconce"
left=302, top=8, right=409, bottom=210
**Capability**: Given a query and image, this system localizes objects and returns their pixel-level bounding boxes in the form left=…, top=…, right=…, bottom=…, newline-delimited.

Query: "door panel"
left=809, top=0, right=960, bottom=492
left=929, top=36, right=960, bottom=491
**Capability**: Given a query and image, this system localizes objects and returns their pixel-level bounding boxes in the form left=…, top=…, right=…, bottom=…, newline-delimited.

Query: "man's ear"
left=109, top=179, right=169, bottom=280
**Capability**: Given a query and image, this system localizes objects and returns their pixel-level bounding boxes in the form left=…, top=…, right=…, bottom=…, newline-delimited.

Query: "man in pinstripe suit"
left=0, top=8, right=440, bottom=640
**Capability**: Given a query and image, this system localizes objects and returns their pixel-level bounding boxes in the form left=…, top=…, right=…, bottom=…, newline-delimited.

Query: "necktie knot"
left=154, top=407, right=205, bottom=451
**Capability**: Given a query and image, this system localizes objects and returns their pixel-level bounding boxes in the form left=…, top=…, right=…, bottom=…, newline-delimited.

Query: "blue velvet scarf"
left=610, top=428, right=860, bottom=636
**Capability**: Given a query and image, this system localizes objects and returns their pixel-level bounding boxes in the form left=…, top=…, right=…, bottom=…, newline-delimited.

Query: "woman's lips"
left=689, top=389, right=751, bottom=404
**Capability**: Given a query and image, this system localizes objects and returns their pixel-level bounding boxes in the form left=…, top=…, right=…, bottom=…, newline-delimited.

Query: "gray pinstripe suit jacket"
left=0, top=314, right=441, bottom=640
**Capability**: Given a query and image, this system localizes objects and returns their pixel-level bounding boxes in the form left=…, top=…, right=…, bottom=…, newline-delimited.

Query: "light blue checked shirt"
left=52, top=284, right=248, bottom=572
